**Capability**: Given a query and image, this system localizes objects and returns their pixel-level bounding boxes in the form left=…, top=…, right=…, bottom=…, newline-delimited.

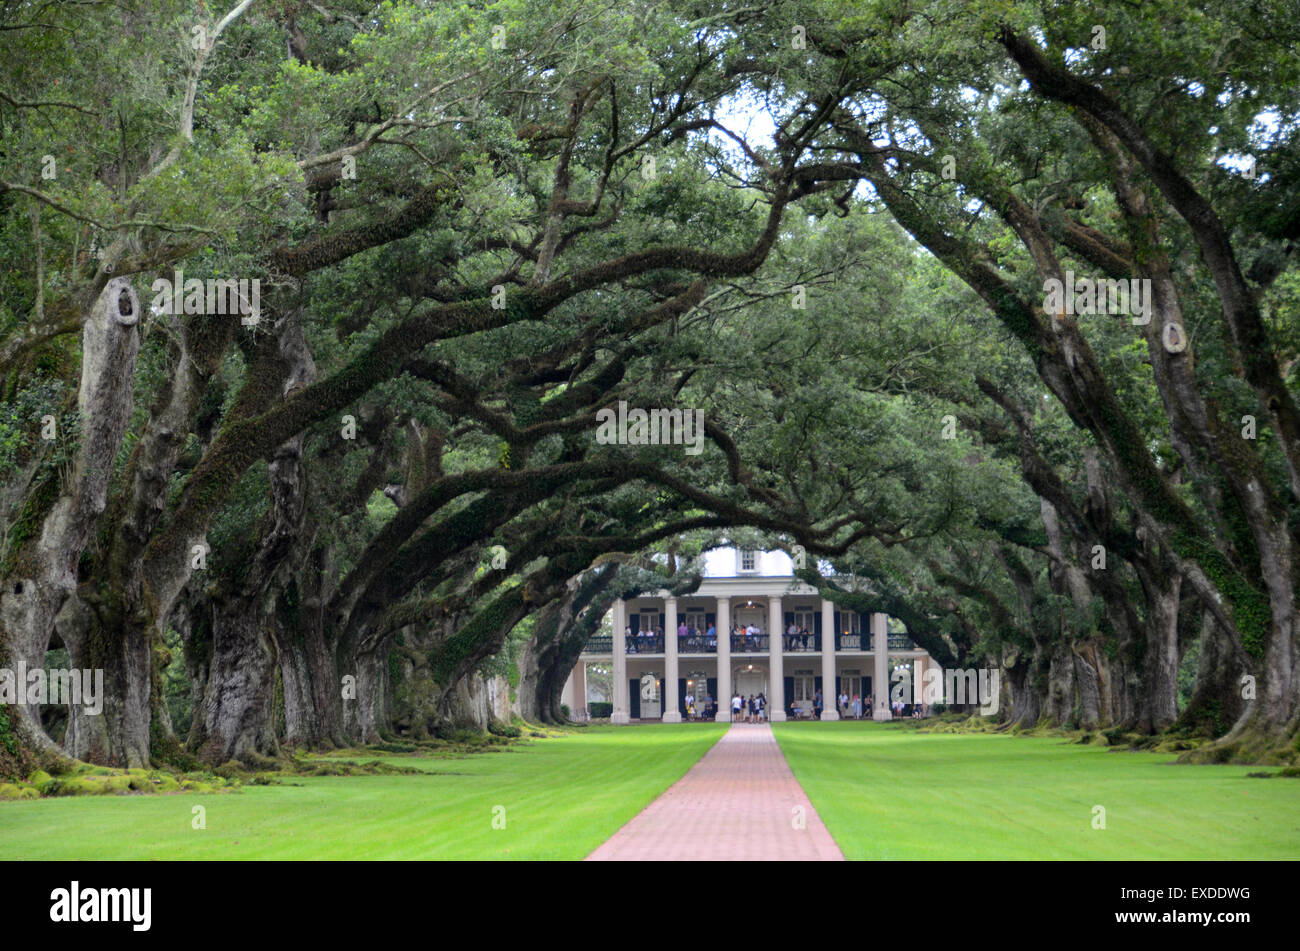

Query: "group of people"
left=783, top=622, right=818, bottom=652
left=683, top=690, right=714, bottom=720
left=789, top=688, right=860, bottom=719
left=789, top=689, right=879, bottom=719
left=622, top=621, right=825, bottom=654
left=678, top=684, right=929, bottom=721
left=731, top=692, right=767, bottom=722
left=624, top=622, right=718, bottom=654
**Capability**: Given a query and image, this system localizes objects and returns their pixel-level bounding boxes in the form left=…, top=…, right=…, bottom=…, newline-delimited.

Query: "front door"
left=790, top=669, right=815, bottom=716
left=638, top=673, right=661, bottom=719
left=841, top=671, right=862, bottom=716
left=734, top=668, right=767, bottom=700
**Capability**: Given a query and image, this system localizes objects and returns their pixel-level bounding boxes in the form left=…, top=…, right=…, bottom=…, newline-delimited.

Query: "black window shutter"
left=705, top=612, right=715, bottom=627
left=630, top=614, right=640, bottom=634
left=629, top=680, right=640, bottom=719
left=783, top=676, right=795, bottom=712
left=658, top=613, right=665, bottom=631
left=678, top=679, right=687, bottom=717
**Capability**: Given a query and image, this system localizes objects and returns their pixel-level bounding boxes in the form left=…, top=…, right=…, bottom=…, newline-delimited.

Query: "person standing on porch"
left=814, top=689, right=823, bottom=719
left=853, top=693, right=862, bottom=718
left=732, top=692, right=742, bottom=722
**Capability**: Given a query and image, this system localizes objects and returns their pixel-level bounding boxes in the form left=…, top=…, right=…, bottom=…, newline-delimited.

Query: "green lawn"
left=774, top=721, right=1300, bottom=859
left=0, top=724, right=725, bottom=860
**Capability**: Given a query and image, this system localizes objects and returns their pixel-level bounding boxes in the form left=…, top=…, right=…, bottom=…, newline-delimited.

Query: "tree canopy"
left=1, top=0, right=1296, bottom=774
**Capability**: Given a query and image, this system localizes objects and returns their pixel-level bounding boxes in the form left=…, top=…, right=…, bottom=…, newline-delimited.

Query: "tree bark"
left=0, top=278, right=142, bottom=764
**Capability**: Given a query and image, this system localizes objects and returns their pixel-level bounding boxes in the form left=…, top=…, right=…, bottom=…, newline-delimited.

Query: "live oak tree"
left=1, top=0, right=1296, bottom=773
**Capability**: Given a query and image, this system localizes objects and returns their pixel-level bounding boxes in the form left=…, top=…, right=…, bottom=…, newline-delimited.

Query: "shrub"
left=487, top=718, right=521, bottom=738
left=589, top=702, right=613, bottom=718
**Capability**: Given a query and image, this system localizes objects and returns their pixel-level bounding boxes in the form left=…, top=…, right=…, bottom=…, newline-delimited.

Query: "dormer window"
left=739, top=549, right=757, bottom=572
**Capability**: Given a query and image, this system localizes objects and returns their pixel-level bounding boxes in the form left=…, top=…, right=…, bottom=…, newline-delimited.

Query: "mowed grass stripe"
left=0, top=724, right=726, bottom=860
left=773, top=722, right=1300, bottom=860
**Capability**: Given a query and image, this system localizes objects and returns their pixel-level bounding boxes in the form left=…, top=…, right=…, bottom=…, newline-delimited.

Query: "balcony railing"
left=585, top=631, right=915, bottom=655
left=626, top=634, right=664, bottom=654
left=678, top=635, right=717, bottom=654
left=781, top=633, right=821, bottom=653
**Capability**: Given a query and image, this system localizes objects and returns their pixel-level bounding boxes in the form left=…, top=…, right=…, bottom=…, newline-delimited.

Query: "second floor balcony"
left=583, top=630, right=914, bottom=656
left=626, top=633, right=665, bottom=654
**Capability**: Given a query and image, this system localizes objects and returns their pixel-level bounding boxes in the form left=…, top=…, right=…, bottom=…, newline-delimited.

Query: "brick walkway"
left=586, top=723, right=844, bottom=861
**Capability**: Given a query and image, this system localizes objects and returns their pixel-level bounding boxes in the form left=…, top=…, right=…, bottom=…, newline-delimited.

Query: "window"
left=836, top=611, right=862, bottom=648
left=639, top=673, right=659, bottom=702
left=739, top=549, right=757, bottom=572
left=792, top=670, right=815, bottom=701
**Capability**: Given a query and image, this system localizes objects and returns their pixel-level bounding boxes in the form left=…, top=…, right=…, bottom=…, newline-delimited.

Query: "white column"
left=768, top=595, right=785, bottom=721
left=872, top=612, right=891, bottom=720
left=561, top=668, right=575, bottom=714
left=913, top=654, right=924, bottom=706
left=820, top=599, right=839, bottom=720
left=663, top=596, right=681, bottom=722
left=612, top=599, right=629, bottom=724
left=714, top=597, right=731, bottom=722
left=572, top=661, right=588, bottom=720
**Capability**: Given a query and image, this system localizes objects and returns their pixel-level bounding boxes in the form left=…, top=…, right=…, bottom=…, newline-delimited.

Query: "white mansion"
left=562, top=548, right=936, bottom=722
